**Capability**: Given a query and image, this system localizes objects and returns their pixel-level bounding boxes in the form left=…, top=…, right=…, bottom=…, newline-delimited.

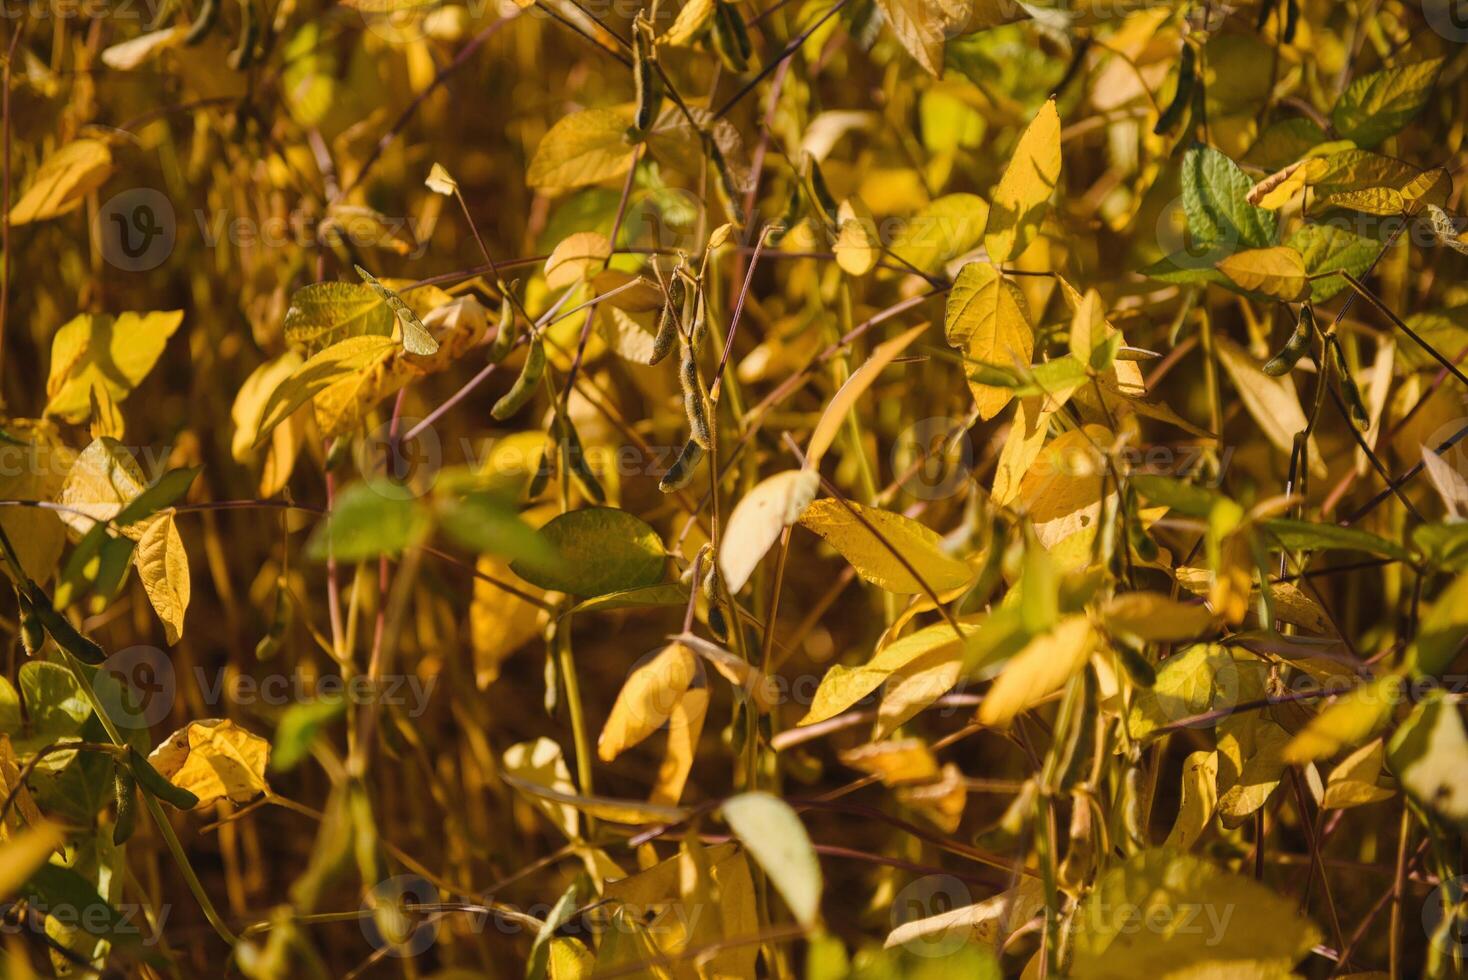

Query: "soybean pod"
left=1152, top=43, right=1195, bottom=136
left=630, top=20, right=663, bottom=137
left=710, top=1, right=749, bottom=73
left=113, top=767, right=138, bottom=845
left=805, top=157, right=839, bottom=228
left=185, top=0, right=218, bottom=45
left=680, top=344, right=712, bottom=448
left=229, top=0, right=259, bottom=69
left=709, top=142, right=745, bottom=226
left=659, top=438, right=706, bottom=493
left=557, top=413, right=605, bottom=504
left=1330, top=336, right=1370, bottom=431
left=16, top=589, right=42, bottom=656
left=1262, top=303, right=1315, bottom=376
left=129, top=747, right=200, bottom=809
left=491, top=335, right=545, bottom=420
left=489, top=287, right=519, bottom=363
left=651, top=274, right=683, bottom=365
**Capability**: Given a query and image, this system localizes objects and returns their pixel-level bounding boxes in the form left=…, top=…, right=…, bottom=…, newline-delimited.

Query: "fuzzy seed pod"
left=489, top=290, right=518, bottom=363
left=680, top=346, right=712, bottom=448
left=1263, top=303, right=1315, bottom=376
left=651, top=275, right=684, bottom=365
left=185, top=0, right=218, bottom=45
left=1153, top=43, right=1195, bottom=136
left=659, top=438, right=706, bottom=493
left=492, top=336, right=545, bottom=420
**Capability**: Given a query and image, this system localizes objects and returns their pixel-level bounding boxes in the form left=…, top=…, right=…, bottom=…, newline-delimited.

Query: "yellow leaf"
left=884, top=878, right=1045, bottom=951
left=1101, top=591, right=1217, bottom=642
left=1216, top=246, right=1310, bottom=301
left=649, top=686, right=707, bottom=807
left=992, top=396, right=1053, bottom=506
left=877, top=0, right=945, bottom=76
left=526, top=108, right=638, bottom=191
left=251, top=336, right=399, bottom=448
left=875, top=644, right=962, bottom=738
left=0, top=420, right=72, bottom=583
left=1070, top=850, right=1320, bottom=975
left=978, top=615, right=1093, bottom=728
left=807, top=323, right=928, bottom=467
left=944, top=261, right=1033, bottom=419
left=719, top=469, right=821, bottom=593
left=0, top=821, right=65, bottom=901
left=1217, top=715, right=1291, bottom=823
left=503, top=738, right=580, bottom=840
left=55, top=437, right=148, bottom=537
left=984, top=99, right=1061, bottom=263
left=135, top=512, right=190, bottom=645
left=798, top=497, right=972, bottom=594
left=799, top=619, right=982, bottom=725
left=100, top=27, right=185, bottom=70
left=11, top=140, right=113, bottom=225
left=471, top=554, right=547, bottom=689
left=660, top=0, right=717, bottom=46
left=890, top=193, right=989, bottom=274
left=1321, top=739, right=1395, bottom=809
left=0, top=736, right=43, bottom=835
left=1015, top=424, right=1112, bottom=549
left=597, top=642, right=699, bottom=762
left=1213, top=335, right=1324, bottom=477
left=1164, top=750, right=1218, bottom=850
left=895, top=762, right=968, bottom=832
left=547, top=937, right=595, bottom=979
left=230, top=352, right=306, bottom=498
left=544, top=232, right=612, bottom=290
left=45, top=311, right=184, bottom=423
left=839, top=737, right=939, bottom=785
left=1283, top=675, right=1398, bottom=764
left=833, top=197, right=881, bottom=275
left=148, top=719, right=270, bottom=808
left=1247, top=159, right=1312, bottom=209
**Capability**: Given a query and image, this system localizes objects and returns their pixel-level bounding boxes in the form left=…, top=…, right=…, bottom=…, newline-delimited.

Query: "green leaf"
left=1387, top=690, right=1468, bottom=828
left=1411, top=570, right=1468, bottom=678
left=1180, top=144, right=1276, bottom=250
left=436, top=492, right=558, bottom=567
left=509, top=507, right=666, bottom=597
left=113, top=465, right=200, bottom=528
left=721, top=792, right=822, bottom=927
left=1070, top=850, right=1320, bottom=977
left=1333, top=58, right=1443, bottom=149
left=19, top=660, right=90, bottom=738
left=271, top=697, right=347, bottom=772
left=1130, top=474, right=1222, bottom=518
left=1260, top=518, right=1409, bottom=560
left=44, top=311, right=184, bottom=423
left=1286, top=221, right=1379, bottom=303
left=284, top=281, right=393, bottom=356
left=306, top=480, right=429, bottom=562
